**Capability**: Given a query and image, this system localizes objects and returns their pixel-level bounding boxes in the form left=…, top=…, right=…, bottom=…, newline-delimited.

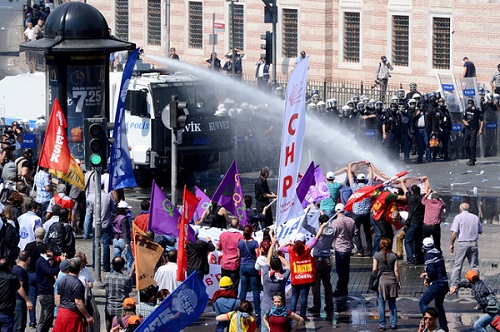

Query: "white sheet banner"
left=276, top=57, right=310, bottom=228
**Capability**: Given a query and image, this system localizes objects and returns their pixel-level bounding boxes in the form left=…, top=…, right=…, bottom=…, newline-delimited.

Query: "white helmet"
left=408, top=98, right=417, bottom=106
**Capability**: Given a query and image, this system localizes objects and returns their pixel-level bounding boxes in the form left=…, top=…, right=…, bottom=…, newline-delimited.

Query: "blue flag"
left=135, top=272, right=208, bottom=332
left=109, top=48, right=140, bottom=191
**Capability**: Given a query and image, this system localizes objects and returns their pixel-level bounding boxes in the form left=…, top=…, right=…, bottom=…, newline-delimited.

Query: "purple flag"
left=148, top=181, right=195, bottom=242
left=212, top=160, right=248, bottom=226
left=296, top=161, right=316, bottom=207
left=301, top=165, right=331, bottom=207
left=194, top=186, right=211, bottom=220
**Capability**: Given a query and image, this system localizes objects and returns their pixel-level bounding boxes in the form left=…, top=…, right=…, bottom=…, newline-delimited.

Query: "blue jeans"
left=0, top=313, right=14, bottom=332
left=113, top=238, right=134, bottom=271
left=371, top=216, right=381, bottom=255
left=291, top=283, right=311, bottom=319
left=335, top=250, right=351, bottom=294
left=377, top=292, right=397, bottom=328
left=101, top=226, right=112, bottom=271
left=40, top=201, right=50, bottom=224
left=14, top=298, right=27, bottom=332
left=416, top=128, right=431, bottom=161
left=419, top=282, right=449, bottom=332
left=239, top=263, right=261, bottom=326
left=28, top=272, right=37, bottom=326
left=83, top=198, right=93, bottom=239
left=473, top=313, right=496, bottom=332
left=186, top=268, right=204, bottom=280
left=260, top=309, right=269, bottom=332
left=405, top=223, right=423, bottom=264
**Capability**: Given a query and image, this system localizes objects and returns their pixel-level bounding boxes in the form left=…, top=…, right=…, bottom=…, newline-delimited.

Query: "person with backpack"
left=213, top=277, right=241, bottom=332
left=15, top=148, right=34, bottom=188
left=24, top=227, right=46, bottom=329
left=450, top=270, right=498, bottom=332
left=111, top=298, right=137, bottom=331
left=216, top=300, right=257, bottom=332
left=112, top=201, right=133, bottom=270
left=47, top=208, right=75, bottom=259
left=46, top=184, right=77, bottom=232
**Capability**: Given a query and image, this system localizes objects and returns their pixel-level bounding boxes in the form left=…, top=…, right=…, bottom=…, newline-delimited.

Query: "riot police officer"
left=435, top=97, right=452, bottom=161
left=399, top=100, right=413, bottom=163
left=462, top=99, right=484, bottom=166
left=381, top=100, right=402, bottom=159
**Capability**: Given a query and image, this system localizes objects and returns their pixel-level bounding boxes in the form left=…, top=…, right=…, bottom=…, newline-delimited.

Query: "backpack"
left=15, top=156, right=28, bottom=180
left=0, top=221, right=20, bottom=261
left=1, top=161, right=17, bottom=182
left=47, top=222, right=66, bottom=249
left=201, top=205, right=221, bottom=227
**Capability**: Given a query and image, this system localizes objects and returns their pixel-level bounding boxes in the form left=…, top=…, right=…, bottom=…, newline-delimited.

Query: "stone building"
left=87, top=0, right=500, bottom=91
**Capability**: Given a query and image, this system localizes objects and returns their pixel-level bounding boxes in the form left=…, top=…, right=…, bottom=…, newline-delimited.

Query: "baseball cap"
left=123, top=298, right=136, bottom=308
left=127, top=315, right=142, bottom=325
left=295, top=233, right=306, bottom=243
left=335, top=203, right=345, bottom=212
left=59, top=260, right=70, bottom=272
left=357, top=173, right=366, bottom=180
left=326, top=171, right=335, bottom=180
left=422, top=237, right=434, bottom=248
left=117, top=200, right=130, bottom=209
left=465, top=269, right=479, bottom=282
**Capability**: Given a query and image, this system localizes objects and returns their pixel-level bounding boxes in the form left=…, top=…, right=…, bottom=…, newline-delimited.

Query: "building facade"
left=88, top=0, right=500, bottom=91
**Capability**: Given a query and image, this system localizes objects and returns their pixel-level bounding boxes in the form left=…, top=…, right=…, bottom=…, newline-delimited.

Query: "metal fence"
left=242, top=74, right=402, bottom=105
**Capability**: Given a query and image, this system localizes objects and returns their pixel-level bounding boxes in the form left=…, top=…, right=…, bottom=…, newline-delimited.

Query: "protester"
left=12, top=250, right=33, bottom=332
left=104, top=256, right=132, bottom=332
left=263, top=292, right=304, bottom=332
left=0, top=257, right=20, bottom=332
left=302, top=211, right=335, bottom=317
left=450, top=270, right=498, bottom=332
left=111, top=201, right=133, bottom=270
left=449, top=203, right=481, bottom=287
left=279, top=222, right=327, bottom=319
left=254, top=166, right=277, bottom=228
left=319, top=171, right=342, bottom=218
left=18, top=200, right=42, bottom=250
left=417, top=307, right=446, bottom=332
left=111, top=298, right=137, bottom=330
left=331, top=203, right=358, bottom=297
left=53, top=258, right=93, bottom=332
left=421, top=183, right=446, bottom=251
left=402, top=180, right=425, bottom=265
left=419, top=237, right=449, bottom=332
left=373, top=237, right=400, bottom=330
left=213, top=276, right=241, bottom=332
left=186, top=228, right=215, bottom=280
left=218, top=218, right=243, bottom=295
left=215, top=300, right=257, bottom=332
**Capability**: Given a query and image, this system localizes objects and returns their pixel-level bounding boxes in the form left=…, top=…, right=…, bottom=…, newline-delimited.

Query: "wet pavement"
left=74, top=155, right=500, bottom=331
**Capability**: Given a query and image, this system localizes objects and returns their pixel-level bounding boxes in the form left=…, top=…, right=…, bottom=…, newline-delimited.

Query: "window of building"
left=282, top=8, right=298, bottom=58
left=115, top=0, right=129, bottom=41
left=189, top=2, right=203, bottom=49
left=228, top=4, right=244, bottom=50
left=392, top=15, right=409, bottom=67
left=432, top=17, right=451, bottom=70
left=147, top=0, right=162, bottom=46
left=343, top=12, right=360, bottom=63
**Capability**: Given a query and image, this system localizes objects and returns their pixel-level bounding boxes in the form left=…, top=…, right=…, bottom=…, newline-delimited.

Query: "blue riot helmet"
left=435, top=91, right=442, bottom=99
left=478, top=86, right=485, bottom=97
left=429, top=92, right=437, bottom=103
left=311, top=89, right=320, bottom=97
left=422, top=93, right=429, bottom=102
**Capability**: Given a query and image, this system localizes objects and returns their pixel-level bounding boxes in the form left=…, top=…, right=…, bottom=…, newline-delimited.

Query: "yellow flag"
left=49, top=154, right=85, bottom=190
left=133, top=222, right=164, bottom=290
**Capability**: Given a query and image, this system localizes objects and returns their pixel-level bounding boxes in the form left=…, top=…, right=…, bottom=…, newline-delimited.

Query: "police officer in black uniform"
left=462, top=99, right=484, bottom=166
left=381, top=99, right=402, bottom=159
left=435, top=97, right=452, bottom=161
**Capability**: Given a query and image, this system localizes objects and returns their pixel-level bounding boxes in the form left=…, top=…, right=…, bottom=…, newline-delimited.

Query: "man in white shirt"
left=24, top=22, right=34, bottom=41
left=18, top=201, right=42, bottom=250
left=154, top=250, right=180, bottom=293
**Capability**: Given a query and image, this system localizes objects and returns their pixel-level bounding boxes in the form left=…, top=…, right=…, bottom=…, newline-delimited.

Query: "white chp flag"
left=276, top=57, right=309, bottom=228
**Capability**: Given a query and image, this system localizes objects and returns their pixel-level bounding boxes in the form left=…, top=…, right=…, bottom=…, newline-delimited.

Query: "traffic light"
left=169, top=96, right=189, bottom=129
left=84, top=117, right=108, bottom=170
left=260, top=31, right=272, bottom=64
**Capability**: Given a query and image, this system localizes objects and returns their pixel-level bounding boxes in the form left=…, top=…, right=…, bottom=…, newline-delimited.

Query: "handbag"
left=490, top=315, right=500, bottom=332
left=369, top=271, right=381, bottom=291
left=429, top=135, right=440, bottom=148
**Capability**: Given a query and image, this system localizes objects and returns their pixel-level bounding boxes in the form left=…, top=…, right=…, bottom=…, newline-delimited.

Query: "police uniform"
left=435, top=105, right=452, bottom=160
left=462, top=106, right=484, bottom=165
left=381, top=108, right=401, bottom=158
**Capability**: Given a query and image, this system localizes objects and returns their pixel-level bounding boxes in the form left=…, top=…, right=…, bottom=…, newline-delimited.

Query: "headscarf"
left=267, top=305, right=289, bottom=318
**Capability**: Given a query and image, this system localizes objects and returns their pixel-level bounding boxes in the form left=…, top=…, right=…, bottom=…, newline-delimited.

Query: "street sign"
left=214, top=22, right=225, bottom=32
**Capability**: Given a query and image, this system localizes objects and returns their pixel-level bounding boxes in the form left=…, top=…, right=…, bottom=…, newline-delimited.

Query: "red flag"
left=177, top=186, right=201, bottom=282
left=344, top=183, right=383, bottom=212
left=38, top=99, right=71, bottom=173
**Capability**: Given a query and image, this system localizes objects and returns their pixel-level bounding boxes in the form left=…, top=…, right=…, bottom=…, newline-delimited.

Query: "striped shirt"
left=34, top=170, right=52, bottom=203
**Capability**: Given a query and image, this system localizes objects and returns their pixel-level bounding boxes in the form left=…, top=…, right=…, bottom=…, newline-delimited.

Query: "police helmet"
left=408, top=98, right=417, bottom=106
left=409, top=82, right=418, bottom=92
left=356, top=102, right=365, bottom=111
left=368, top=99, right=376, bottom=107
left=307, top=102, right=318, bottom=112
left=327, top=98, right=338, bottom=110
left=375, top=101, right=384, bottom=110
left=485, top=93, right=493, bottom=102
left=347, top=100, right=355, bottom=108
left=311, top=89, right=320, bottom=97
left=317, top=100, right=326, bottom=112
left=429, top=92, right=437, bottom=102
left=397, top=89, right=405, bottom=99
left=390, top=95, right=399, bottom=103
left=413, top=93, right=421, bottom=100
left=352, top=95, right=360, bottom=103
left=311, top=94, right=320, bottom=104
left=362, top=96, right=369, bottom=104
left=341, top=105, right=351, bottom=117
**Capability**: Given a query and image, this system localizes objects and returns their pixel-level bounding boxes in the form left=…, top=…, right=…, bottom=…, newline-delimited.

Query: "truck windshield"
left=150, top=82, right=216, bottom=116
